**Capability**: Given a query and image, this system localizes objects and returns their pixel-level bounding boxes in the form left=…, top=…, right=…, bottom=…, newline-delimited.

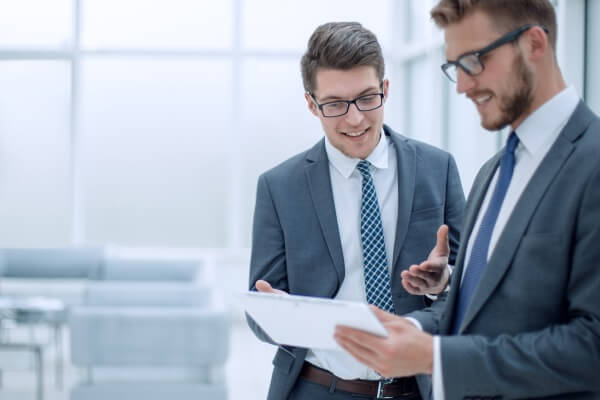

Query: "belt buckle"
left=376, top=377, right=395, bottom=399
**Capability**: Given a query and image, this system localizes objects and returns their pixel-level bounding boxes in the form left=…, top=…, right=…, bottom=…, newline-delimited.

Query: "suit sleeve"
left=440, top=162, right=600, bottom=399
left=245, top=173, right=289, bottom=344
left=406, top=153, right=466, bottom=333
left=445, top=155, right=465, bottom=267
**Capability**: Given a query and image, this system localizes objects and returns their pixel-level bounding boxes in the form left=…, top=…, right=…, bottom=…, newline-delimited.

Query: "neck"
left=511, top=65, right=567, bottom=130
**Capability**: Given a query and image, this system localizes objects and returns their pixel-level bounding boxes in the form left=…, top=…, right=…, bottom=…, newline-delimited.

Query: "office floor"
left=0, top=319, right=275, bottom=400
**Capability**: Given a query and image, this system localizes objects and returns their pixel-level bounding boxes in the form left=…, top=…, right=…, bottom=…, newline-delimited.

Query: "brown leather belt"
left=300, top=362, right=419, bottom=399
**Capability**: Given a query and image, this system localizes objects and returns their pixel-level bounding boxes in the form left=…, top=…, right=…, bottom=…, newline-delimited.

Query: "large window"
left=0, top=0, right=589, bottom=252
left=586, top=0, right=600, bottom=114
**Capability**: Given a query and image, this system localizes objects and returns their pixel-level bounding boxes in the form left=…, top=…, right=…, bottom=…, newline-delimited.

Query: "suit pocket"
left=410, top=205, right=443, bottom=223
left=507, top=232, right=568, bottom=316
left=272, top=346, right=296, bottom=375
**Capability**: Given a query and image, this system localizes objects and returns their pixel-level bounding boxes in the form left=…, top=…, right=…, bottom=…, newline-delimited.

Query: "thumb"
left=255, top=280, right=287, bottom=295
left=255, top=280, right=275, bottom=292
left=434, top=224, right=450, bottom=256
left=369, top=305, right=397, bottom=323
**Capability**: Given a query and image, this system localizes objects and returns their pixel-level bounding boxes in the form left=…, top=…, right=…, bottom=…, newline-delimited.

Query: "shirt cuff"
left=404, top=317, right=423, bottom=331
left=425, top=264, right=454, bottom=300
left=433, top=336, right=445, bottom=400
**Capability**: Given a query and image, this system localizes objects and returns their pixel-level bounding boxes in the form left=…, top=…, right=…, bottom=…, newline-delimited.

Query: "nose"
left=455, top=68, right=476, bottom=94
left=344, top=102, right=365, bottom=125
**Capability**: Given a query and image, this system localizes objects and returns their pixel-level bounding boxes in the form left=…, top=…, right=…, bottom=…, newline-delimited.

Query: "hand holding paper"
left=335, top=306, right=433, bottom=378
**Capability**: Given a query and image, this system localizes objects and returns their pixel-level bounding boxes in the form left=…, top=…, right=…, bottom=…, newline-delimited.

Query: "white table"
left=0, top=296, right=66, bottom=400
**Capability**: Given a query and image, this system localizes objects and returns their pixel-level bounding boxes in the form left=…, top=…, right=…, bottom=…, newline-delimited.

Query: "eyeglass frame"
left=309, top=85, right=385, bottom=118
left=441, top=24, right=549, bottom=83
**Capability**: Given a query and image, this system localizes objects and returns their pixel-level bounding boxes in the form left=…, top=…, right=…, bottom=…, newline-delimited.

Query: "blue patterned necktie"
left=451, top=132, right=519, bottom=334
left=356, top=160, right=395, bottom=313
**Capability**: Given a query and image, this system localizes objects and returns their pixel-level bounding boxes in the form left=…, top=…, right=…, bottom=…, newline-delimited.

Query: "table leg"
left=33, top=345, right=43, bottom=400
left=54, top=323, right=62, bottom=390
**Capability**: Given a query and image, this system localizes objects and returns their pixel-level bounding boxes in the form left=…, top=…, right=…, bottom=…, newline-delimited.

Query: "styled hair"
left=430, top=0, right=557, bottom=51
left=300, top=22, right=385, bottom=93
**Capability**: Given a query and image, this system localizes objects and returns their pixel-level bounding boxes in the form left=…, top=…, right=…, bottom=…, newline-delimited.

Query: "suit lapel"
left=386, top=126, right=416, bottom=272
left=305, top=139, right=345, bottom=285
left=440, top=155, right=500, bottom=333
left=459, top=102, right=592, bottom=333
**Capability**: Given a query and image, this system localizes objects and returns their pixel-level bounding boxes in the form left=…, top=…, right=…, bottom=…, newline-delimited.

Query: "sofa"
left=0, top=247, right=229, bottom=400
left=69, top=282, right=230, bottom=400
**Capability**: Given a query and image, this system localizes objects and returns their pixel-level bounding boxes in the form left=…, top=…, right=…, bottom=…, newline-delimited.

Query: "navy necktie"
left=451, top=132, right=519, bottom=334
left=356, top=160, right=395, bottom=313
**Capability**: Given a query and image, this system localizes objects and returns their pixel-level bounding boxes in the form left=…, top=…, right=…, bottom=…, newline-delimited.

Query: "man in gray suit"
left=335, top=1, right=600, bottom=399
left=247, top=22, right=465, bottom=400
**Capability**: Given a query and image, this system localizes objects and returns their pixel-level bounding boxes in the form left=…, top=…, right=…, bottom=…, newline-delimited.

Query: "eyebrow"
left=446, top=46, right=482, bottom=63
left=317, top=86, right=381, bottom=102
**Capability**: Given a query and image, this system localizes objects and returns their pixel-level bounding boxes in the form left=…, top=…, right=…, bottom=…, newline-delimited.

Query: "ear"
left=382, top=79, right=390, bottom=102
left=305, top=92, right=320, bottom=117
left=524, top=25, right=549, bottom=62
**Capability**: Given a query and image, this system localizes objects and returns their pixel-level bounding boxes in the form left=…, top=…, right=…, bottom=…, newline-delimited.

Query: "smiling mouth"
left=473, top=94, right=492, bottom=106
left=341, top=128, right=369, bottom=137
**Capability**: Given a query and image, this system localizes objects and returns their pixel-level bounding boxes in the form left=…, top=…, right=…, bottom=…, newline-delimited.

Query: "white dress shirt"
left=304, top=131, right=399, bottom=380
left=433, top=86, right=580, bottom=400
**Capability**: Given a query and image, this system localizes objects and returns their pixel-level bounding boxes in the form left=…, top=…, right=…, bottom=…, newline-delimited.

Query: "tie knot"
left=356, top=160, right=372, bottom=178
left=506, top=131, right=519, bottom=154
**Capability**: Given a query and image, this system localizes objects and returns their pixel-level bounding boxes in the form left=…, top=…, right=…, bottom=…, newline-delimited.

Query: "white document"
left=241, top=291, right=388, bottom=350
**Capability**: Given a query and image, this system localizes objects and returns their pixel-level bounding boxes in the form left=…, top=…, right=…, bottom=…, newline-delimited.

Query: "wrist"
left=435, top=265, right=452, bottom=294
left=421, top=334, right=434, bottom=375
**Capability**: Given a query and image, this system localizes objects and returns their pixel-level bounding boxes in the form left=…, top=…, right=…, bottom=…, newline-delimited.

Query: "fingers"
left=434, top=224, right=450, bottom=257
left=335, top=316, right=415, bottom=378
left=369, top=305, right=397, bottom=324
left=334, top=325, right=384, bottom=370
left=409, top=263, right=443, bottom=284
left=401, top=266, right=439, bottom=290
left=255, top=280, right=288, bottom=295
left=401, top=270, right=427, bottom=294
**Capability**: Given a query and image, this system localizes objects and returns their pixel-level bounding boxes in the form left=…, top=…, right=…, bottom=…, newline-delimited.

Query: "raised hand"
left=401, top=224, right=450, bottom=295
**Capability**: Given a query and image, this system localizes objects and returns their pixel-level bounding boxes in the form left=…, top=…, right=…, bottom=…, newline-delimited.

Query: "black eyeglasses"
left=310, top=92, right=385, bottom=117
left=441, top=24, right=548, bottom=82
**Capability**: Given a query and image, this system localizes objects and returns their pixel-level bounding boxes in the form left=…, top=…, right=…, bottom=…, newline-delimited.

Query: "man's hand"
left=334, top=306, right=433, bottom=378
left=401, top=224, right=450, bottom=295
left=255, top=280, right=288, bottom=295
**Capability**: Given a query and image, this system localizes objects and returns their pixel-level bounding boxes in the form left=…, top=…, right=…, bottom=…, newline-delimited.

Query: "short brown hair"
left=430, top=0, right=557, bottom=51
left=300, top=22, right=385, bottom=94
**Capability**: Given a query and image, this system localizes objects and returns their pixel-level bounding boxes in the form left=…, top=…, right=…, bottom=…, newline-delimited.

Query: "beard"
left=483, top=51, right=534, bottom=131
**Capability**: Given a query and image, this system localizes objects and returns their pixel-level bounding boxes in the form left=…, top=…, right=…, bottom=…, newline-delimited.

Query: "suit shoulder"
left=387, top=128, right=453, bottom=161
left=258, top=142, right=320, bottom=183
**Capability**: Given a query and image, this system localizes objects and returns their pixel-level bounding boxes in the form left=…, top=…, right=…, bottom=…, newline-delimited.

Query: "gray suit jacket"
left=247, top=125, right=466, bottom=400
left=414, top=102, right=600, bottom=400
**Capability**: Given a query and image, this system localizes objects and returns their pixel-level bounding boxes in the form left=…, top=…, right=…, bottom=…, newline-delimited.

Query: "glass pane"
left=80, top=58, right=232, bottom=247
left=586, top=0, right=600, bottom=114
left=382, top=64, right=406, bottom=135
left=81, top=0, right=233, bottom=49
left=406, top=54, right=444, bottom=148
left=239, top=58, right=322, bottom=246
left=242, top=0, right=393, bottom=52
left=0, top=61, right=71, bottom=246
left=407, top=0, right=439, bottom=42
left=0, top=0, right=72, bottom=47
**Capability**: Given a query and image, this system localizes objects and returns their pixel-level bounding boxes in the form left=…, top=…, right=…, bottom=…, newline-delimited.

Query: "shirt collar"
left=325, top=129, right=389, bottom=179
left=514, top=86, right=579, bottom=156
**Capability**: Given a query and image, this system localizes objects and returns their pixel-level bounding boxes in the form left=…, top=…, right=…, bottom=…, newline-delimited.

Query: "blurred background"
left=0, top=0, right=598, bottom=399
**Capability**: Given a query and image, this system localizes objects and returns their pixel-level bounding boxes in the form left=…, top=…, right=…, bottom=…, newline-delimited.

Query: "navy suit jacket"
left=413, top=102, right=600, bottom=399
